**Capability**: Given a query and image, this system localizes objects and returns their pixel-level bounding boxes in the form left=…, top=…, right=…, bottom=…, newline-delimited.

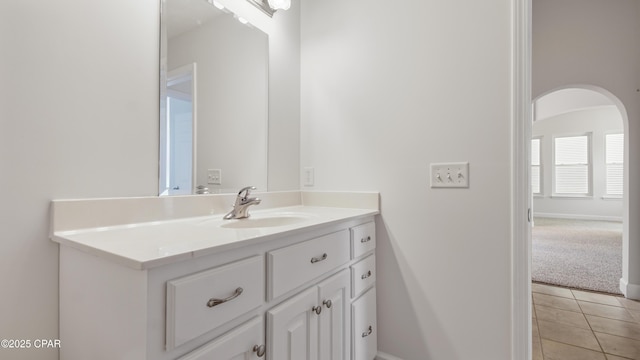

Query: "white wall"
left=533, top=106, right=623, bottom=220
left=0, top=1, right=159, bottom=359
left=300, top=0, right=513, bottom=359
left=215, top=0, right=302, bottom=192
left=267, top=4, right=300, bottom=191
left=533, top=0, right=640, bottom=297
left=169, top=13, right=269, bottom=193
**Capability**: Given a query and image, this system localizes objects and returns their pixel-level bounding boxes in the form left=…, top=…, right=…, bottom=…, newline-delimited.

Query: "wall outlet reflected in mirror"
left=207, top=169, right=222, bottom=185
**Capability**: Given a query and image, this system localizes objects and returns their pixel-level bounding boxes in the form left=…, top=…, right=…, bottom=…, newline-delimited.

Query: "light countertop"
left=51, top=191, right=379, bottom=270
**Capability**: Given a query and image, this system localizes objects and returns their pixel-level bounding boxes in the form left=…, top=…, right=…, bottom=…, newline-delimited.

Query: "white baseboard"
left=376, top=352, right=404, bottom=360
left=620, top=278, right=640, bottom=300
left=534, top=212, right=622, bottom=222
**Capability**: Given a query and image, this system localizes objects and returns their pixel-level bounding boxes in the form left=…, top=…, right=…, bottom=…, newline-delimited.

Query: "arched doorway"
left=529, top=85, right=632, bottom=359
left=532, top=85, right=629, bottom=295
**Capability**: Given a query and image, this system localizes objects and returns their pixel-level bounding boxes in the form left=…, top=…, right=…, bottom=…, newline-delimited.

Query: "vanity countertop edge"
left=50, top=191, right=380, bottom=270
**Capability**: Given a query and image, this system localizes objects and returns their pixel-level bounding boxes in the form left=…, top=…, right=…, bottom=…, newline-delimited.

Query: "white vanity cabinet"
left=57, top=216, right=377, bottom=360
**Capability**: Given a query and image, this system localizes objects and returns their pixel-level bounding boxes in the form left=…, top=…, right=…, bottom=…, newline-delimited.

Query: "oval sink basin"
left=220, top=214, right=313, bottom=229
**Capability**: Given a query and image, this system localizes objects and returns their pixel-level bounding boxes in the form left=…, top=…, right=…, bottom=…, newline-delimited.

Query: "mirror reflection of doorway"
left=161, top=63, right=197, bottom=196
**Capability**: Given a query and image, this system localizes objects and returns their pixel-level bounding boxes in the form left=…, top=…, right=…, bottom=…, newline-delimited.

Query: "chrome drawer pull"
left=253, top=344, right=266, bottom=357
left=312, top=305, right=322, bottom=315
left=323, top=299, right=332, bottom=309
left=362, top=325, right=373, bottom=338
left=361, top=236, right=371, bottom=243
left=361, top=270, right=372, bottom=280
left=310, top=253, right=328, bottom=264
left=206, top=287, right=243, bottom=308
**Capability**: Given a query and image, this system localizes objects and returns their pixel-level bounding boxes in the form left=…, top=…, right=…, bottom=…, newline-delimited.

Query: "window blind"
left=554, top=135, right=589, bottom=195
left=531, top=138, right=541, bottom=194
left=606, top=133, right=623, bottom=196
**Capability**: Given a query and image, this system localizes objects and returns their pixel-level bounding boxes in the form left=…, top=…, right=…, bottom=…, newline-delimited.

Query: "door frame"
left=162, top=63, right=198, bottom=195
left=511, top=0, right=532, bottom=358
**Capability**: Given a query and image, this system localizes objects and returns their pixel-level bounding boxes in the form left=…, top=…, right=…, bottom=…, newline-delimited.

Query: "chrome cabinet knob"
left=361, top=270, right=372, bottom=279
left=362, top=325, right=373, bottom=338
left=253, top=344, right=265, bottom=357
left=323, top=299, right=332, bottom=309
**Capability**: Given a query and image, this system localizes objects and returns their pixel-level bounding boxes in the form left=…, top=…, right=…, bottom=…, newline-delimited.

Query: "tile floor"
left=532, top=282, right=640, bottom=360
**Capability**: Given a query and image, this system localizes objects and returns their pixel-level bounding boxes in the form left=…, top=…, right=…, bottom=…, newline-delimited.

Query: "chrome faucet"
left=223, top=186, right=262, bottom=220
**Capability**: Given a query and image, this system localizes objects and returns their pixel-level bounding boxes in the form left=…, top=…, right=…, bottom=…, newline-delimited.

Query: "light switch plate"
left=303, top=167, right=314, bottom=186
left=430, top=162, right=469, bottom=188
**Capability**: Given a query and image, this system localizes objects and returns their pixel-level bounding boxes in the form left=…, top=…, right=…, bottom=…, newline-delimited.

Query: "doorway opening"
left=160, top=63, right=197, bottom=196
left=529, top=85, right=631, bottom=359
left=531, top=86, right=626, bottom=295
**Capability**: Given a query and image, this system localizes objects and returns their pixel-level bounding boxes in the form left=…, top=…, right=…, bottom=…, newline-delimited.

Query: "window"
left=605, top=133, right=623, bottom=197
left=531, top=138, right=542, bottom=195
left=554, top=134, right=591, bottom=196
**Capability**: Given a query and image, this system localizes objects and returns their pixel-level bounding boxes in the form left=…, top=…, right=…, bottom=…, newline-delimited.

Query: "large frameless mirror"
left=159, top=0, right=268, bottom=195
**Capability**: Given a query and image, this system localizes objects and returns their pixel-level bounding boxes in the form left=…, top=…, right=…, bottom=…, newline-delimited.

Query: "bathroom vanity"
left=51, top=191, right=379, bottom=360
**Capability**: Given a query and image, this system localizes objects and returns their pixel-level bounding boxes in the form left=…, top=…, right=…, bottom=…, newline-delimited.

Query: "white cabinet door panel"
left=318, top=269, right=350, bottom=360
left=352, top=287, right=377, bottom=360
left=268, top=287, right=319, bottom=360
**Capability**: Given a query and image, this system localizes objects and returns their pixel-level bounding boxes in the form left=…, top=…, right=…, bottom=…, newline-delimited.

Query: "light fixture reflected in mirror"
left=212, top=1, right=225, bottom=10
left=267, top=0, right=291, bottom=10
left=235, top=15, right=249, bottom=25
left=246, top=0, right=290, bottom=17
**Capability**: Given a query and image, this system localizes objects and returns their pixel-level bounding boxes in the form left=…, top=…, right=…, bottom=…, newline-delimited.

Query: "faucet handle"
left=238, top=186, right=256, bottom=199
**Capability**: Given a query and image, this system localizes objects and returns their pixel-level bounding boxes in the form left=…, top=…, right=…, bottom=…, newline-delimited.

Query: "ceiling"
left=534, top=88, right=616, bottom=121
left=166, top=0, right=224, bottom=39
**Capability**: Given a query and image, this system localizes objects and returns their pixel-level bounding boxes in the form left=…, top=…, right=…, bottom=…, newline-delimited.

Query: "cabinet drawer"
left=351, top=255, right=376, bottom=298
left=352, top=287, right=377, bottom=360
left=166, top=256, right=264, bottom=349
left=176, top=316, right=264, bottom=360
left=351, top=222, right=376, bottom=259
left=268, top=230, right=350, bottom=300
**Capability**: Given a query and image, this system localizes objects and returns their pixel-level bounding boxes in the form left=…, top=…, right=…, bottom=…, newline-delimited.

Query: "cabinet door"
left=352, top=287, right=377, bottom=360
left=267, top=287, right=319, bottom=360
left=177, top=316, right=264, bottom=360
left=317, top=270, right=350, bottom=360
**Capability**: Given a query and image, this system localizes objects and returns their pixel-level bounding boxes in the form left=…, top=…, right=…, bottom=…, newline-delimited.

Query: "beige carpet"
left=531, top=217, right=622, bottom=294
